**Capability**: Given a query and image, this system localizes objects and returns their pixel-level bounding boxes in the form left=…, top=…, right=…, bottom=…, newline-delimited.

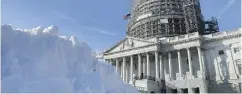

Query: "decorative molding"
left=103, top=29, right=241, bottom=61
left=104, top=36, right=156, bottom=54
left=104, top=38, right=127, bottom=53
left=127, top=36, right=156, bottom=43
left=120, top=39, right=135, bottom=50
left=105, top=43, right=157, bottom=56
left=202, top=31, right=241, bottom=43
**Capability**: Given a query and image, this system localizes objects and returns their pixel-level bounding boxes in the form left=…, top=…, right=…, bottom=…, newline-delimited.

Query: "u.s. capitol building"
left=98, top=0, right=242, bottom=93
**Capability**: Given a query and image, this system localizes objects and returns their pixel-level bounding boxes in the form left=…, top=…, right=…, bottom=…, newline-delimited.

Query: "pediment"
left=104, top=37, right=155, bottom=54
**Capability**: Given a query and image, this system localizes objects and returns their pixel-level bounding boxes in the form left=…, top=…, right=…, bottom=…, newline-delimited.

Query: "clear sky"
left=2, top=0, right=241, bottom=52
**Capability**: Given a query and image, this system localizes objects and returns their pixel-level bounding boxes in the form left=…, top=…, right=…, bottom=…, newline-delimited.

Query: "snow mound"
left=1, top=25, right=138, bottom=93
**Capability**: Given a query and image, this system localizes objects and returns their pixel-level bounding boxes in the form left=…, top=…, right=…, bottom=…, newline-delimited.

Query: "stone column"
left=138, top=54, right=142, bottom=79
left=209, top=49, right=221, bottom=80
left=228, top=45, right=239, bottom=79
left=178, top=50, right=183, bottom=77
left=164, top=56, right=167, bottom=77
left=201, top=49, right=207, bottom=77
left=146, top=52, right=150, bottom=79
left=116, top=58, right=119, bottom=73
left=123, top=57, right=126, bottom=82
left=197, top=47, right=204, bottom=77
left=143, top=58, right=146, bottom=79
left=187, top=48, right=194, bottom=77
left=130, top=55, right=134, bottom=81
left=125, top=64, right=128, bottom=83
left=159, top=54, right=164, bottom=79
left=155, top=51, right=159, bottom=81
left=120, top=62, right=123, bottom=79
left=168, top=52, right=173, bottom=80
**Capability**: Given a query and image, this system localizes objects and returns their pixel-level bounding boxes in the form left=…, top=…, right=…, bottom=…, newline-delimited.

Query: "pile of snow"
left=1, top=25, right=138, bottom=93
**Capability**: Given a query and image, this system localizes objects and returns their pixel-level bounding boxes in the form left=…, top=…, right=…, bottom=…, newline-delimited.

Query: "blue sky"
left=2, top=0, right=241, bottom=52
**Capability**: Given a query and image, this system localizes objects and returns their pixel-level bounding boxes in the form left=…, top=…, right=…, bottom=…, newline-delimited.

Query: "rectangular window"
left=219, top=50, right=224, bottom=55
left=181, top=88, right=188, bottom=93
left=171, top=89, right=177, bottom=93
left=193, top=87, right=200, bottom=93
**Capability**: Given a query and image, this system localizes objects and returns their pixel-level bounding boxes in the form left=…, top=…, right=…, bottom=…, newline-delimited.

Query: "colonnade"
left=106, top=46, right=205, bottom=83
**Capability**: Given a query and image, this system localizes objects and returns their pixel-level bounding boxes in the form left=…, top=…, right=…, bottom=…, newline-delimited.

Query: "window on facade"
left=236, top=60, right=241, bottom=76
left=219, top=50, right=224, bottom=55
left=194, top=87, right=200, bottom=93
left=174, top=18, right=179, bottom=23
left=172, top=4, right=176, bottom=8
left=234, top=47, right=240, bottom=53
left=181, top=88, right=188, bottom=93
left=171, top=89, right=177, bottom=93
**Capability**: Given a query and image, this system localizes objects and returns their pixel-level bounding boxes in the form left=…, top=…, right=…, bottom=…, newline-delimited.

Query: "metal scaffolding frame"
left=127, top=0, right=219, bottom=39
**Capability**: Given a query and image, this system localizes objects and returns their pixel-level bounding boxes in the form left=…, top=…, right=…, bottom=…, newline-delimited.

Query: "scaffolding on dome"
left=126, top=0, right=219, bottom=39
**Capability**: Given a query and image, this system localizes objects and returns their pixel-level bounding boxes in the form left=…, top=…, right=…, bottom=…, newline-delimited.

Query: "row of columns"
left=107, top=46, right=205, bottom=82
left=167, top=47, right=205, bottom=79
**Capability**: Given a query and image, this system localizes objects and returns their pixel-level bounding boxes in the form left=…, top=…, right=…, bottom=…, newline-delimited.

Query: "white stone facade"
left=101, top=28, right=242, bottom=93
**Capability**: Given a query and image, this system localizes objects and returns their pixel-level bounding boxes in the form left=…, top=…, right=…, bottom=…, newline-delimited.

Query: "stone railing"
left=203, top=29, right=242, bottom=40
left=135, top=86, right=146, bottom=91
left=165, top=81, right=178, bottom=89
left=159, top=32, right=199, bottom=43
left=147, top=37, right=160, bottom=43
left=178, top=35, right=186, bottom=39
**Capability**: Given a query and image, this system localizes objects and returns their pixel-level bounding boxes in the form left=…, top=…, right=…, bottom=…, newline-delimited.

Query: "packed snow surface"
left=1, top=25, right=138, bottom=93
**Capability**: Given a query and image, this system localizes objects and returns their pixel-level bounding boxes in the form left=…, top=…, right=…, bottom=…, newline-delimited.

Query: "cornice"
left=168, top=37, right=201, bottom=45
left=127, top=36, right=155, bottom=43
left=104, top=43, right=157, bottom=56
left=163, top=31, right=241, bottom=45
left=104, top=29, right=241, bottom=56
left=103, top=38, right=127, bottom=54
left=202, top=32, right=241, bottom=43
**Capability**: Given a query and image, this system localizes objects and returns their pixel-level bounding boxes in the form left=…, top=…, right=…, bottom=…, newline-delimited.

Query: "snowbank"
left=1, top=25, right=138, bottom=93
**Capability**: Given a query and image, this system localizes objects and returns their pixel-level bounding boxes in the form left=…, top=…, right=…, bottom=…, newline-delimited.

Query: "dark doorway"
left=171, top=89, right=178, bottom=93
left=161, top=89, right=166, bottom=93
left=181, top=88, right=188, bottom=93
left=194, top=87, right=200, bottom=93
left=141, top=73, right=143, bottom=79
left=150, top=90, right=155, bottom=93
